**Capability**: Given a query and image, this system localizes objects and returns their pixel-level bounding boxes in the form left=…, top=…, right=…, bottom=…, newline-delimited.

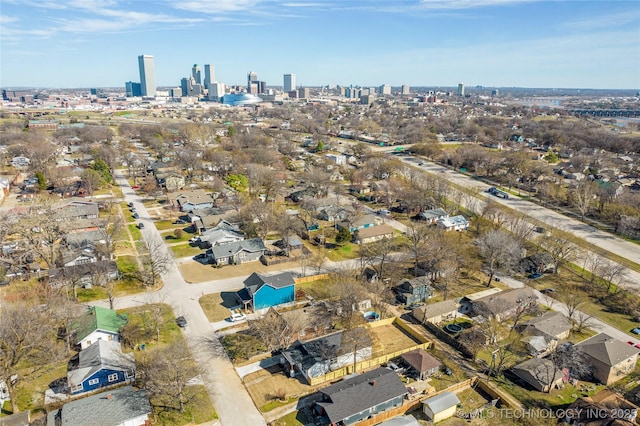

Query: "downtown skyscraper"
left=284, top=73, right=296, bottom=93
left=138, top=55, right=156, bottom=97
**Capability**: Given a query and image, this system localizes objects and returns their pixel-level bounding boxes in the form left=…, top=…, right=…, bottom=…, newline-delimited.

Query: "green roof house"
left=70, top=306, right=128, bottom=350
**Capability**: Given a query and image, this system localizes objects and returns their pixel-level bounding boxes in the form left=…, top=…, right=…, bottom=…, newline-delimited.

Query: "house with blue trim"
left=236, top=271, right=296, bottom=311
left=67, top=340, right=135, bottom=395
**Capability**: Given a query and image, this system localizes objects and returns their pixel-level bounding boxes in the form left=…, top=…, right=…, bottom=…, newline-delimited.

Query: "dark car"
left=175, top=316, right=188, bottom=328
left=528, top=273, right=542, bottom=279
left=132, top=212, right=139, bottom=219
left=540, top=288, right=556, bottom=294
left=137, top=223, right=144, bottom=229
left=127, top=202, right=134, bottom=207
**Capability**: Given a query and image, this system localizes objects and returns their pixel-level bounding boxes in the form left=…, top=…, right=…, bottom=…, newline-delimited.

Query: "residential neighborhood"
left=1, top=83, right=640, bottom=426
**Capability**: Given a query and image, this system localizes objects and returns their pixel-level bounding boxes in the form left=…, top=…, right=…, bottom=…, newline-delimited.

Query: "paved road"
left=105, top=170, right=267, bottom=426
left=399, top=156, right=640, bottom=293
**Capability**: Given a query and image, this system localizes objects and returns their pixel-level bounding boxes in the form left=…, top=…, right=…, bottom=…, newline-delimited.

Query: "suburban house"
left=459, top=288, right=502, bottom=315
left=67, top=340, right=135, bottom=395
left=394, top=276, right=432, bottom=306
left=318, top=206, right=354, bottom=223
left=206, top=238, right=266, bottom=266
left=510, top=358, right=565, bottom=392
left=417, top=208, right=448, bottom=224
left=261, top=307, right=332, bottom=344
left=198, top=220, right=244, bottom=247
left=70, top=306, right=128, bottom=350
left=157, top=173, right=185, bottom=192
left=470, top=287, right=537, bottom=321
left=61, top=246, right=101, bottom=267
left=339, top=214, right=381, bottom=233
left=515, top=311, right=572, bottom=355
left=236, top=271, right=296, bottom=311
left=64, top=230, right=107, bottom=250
left=575, top=333, right=640, bottom=385
left=49, top=260, right=120, bottom=288
left=422, top=391, right=461, bottom=423
left=313, top=367, right=407, bottom=425
left=353, top=224, right=395, bottom=244
left=412, top=299, right=460, bottom=324
left=436, top=215, right=469, bottom=232
left=564, top=389, right=639, bottom=425
left=281, top=329, right=373, bottom=383
left=400, top=348, right=442, bottom=380
left=47, top=386, right=151, bottom=426
left=56, top=201, right=99, bottom=221
left=169, top=189, right=214, bottom=211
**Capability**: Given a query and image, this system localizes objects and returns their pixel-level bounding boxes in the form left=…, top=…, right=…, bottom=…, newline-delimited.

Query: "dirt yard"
left=369, top=323, right=422, bottom=356
left=244, top=364, right=314, bottom=411
left=179, top=259, right=303, bottom=283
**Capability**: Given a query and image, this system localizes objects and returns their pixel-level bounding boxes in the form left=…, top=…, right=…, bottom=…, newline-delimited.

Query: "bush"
left=174, top=229, right=183, bottom=239
left=335, top=227, right=351, bottom=244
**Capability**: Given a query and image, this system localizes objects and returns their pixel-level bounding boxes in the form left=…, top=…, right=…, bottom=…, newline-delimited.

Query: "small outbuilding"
left=422, top=391, right=460, bottom=422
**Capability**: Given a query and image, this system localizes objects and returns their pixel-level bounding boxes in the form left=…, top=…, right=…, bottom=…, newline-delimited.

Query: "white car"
left=229, top=313, right=246, bottom=322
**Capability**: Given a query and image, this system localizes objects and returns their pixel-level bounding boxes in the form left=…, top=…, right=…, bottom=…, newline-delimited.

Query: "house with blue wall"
left=67, top=340, right=135, bottom=395
left=236, top=272, right=296, bottom=311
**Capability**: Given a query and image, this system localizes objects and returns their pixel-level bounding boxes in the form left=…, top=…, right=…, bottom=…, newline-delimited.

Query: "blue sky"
left=1, top=0, right=639, bottom=89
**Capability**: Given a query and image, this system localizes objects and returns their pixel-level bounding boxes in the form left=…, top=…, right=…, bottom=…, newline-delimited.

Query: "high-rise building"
left=138, top=55, right=156, bottom=97
left=247, top=71, right=257, bottom=90
left=298, top=87, right=310, bottom=98
left=401, top=84, right=410, bottom=95
left=125, top=81, right=142, bottom=97
left=204, top=64, right=215, bottom=89
left=457, top=83, right=465, bottom=96
left=207, top=82, right=225, bottom=101
left=379, top=84, right=391, bottom=95
left=192, top=64, right=202, bottom=85
left=283, top=73, right=296, bottom=93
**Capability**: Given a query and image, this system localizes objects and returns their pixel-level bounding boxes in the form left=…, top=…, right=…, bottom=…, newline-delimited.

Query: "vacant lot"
left=179, top=259, right=302, bottom=283
left=369, top=323, right=422, bottom=356
left=244, top=364, right=313, bottom=412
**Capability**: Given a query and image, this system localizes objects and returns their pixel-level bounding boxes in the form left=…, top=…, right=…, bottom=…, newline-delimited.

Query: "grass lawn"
left=13, top=359, right=67, bottom=412
left=273, top=410, right=308, bottom=426
left=116, top=255, right=139, bottom=275
left=161, top=230, right=195, bottom=243
left=325, top=243, right=360, bottom=261
left=427, top=348, right=470, bottom=391
left=120, top=303, right=182, bottom=349
left=153, top=385, right=217, bottom=426
left=296, top=278, right=333, bottom=300
left=128, top=224, right=142, bottom=241
left=76, top=286, right=108, bottom=302
left=243, top=365, right=313, bottom=412
left=496, top=376, right=604, bottom=409
left=199, top=292, right=236, bottom=322
left=169, top=244, right=201, bottom=258
left=155, top=220, right=181, bottom=231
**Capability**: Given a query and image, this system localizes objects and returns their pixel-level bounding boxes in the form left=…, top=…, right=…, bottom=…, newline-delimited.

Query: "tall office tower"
left=247, top=71, right=257, bottom=90
left=138, top=55, right=156, bottom=97
left=204, top=64, right=215, bottom=89
left=208, top=82, right=225, bottom=101
left=248, top=83, right=259, bottom=95
left=283, top=73, right=296, bottom=92
left=257, top=81, right=266, bottom=94
left=379, top=84, right=391, bottom=95
left=401, top=84, right=410, bottom=95
left=192, top=64, right=202, bottom=85
left=457, top=83, right=465, bottom=96
left=125, top=81, right=142, bottom=97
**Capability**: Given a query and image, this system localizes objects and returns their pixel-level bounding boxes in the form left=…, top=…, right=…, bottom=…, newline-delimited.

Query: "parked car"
left=189, top=237, right=200, bottom=243
left=137, top=223, right=144, bottom=229
left=127, top=202, right=134, bottom=207
left=229, top=313, right=246, bottom=322
left=540, top=288, right=556, bottom=294
left=175, top=316, right=188, bottom=328
left=631, top=327, right=640, bottom=335
left=528, top=273, right=542, bottom=279
left=132, top=212, right=139, bottom=219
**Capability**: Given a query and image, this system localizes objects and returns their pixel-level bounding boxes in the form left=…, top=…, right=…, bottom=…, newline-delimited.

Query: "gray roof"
left=316, top=367, right=407, bottom=424
left=67, top=340, right=134, bottom=387
left=414, top=299, right=459, bottom=321
left=0, top=410, right=30, bottom=426
left=209, top=238, right=266, bottom=259
left=398, top=276, right=431, bottom=291
left=376, top=415, right=420, bottom=426
left=65, top=230, right=105, bottom=248
left=518, top=311, right=572, bottom=338
left=575, top=333, right=639, bottom=367
left=243, top=271, right=296, bottom=294
left=418, top=208, right=448, bottom=220
left=472, top=287, right=536, bottom=316
left=47, top=386, right=151, bottom=426
left=56, top=201, right=99, bottom=220
left=422, top=391, right=460, bottom=414
left=511, top=358, right=563, bottom=391
left=401, top=348, right=442, bottom=373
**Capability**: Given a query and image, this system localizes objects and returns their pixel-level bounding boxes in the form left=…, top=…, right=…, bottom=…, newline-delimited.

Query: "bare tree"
left=538, top=230, right=577, bottom=274
left=476, top=230, right=522, bottom=286
left=137, top=341, right=201, bottom=414
left=137, top=235, right=172, bottom=287
left=559, top=286, right=588, bottom=325
left=404, top=222, right=430, bottom=277
left=570, top=180, right=597, bottom=221
left=0, top=302, right=62, bottom=413
left=249, top=308, right=305, bottom=352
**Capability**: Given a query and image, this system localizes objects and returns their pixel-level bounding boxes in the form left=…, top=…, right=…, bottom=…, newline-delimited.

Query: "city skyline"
left=1, top=0, right=639, bottom=90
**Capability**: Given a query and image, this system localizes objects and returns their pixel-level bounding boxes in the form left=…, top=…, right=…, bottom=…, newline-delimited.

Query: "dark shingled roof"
left=243, top=271, right=296, bottom=294
left=575, top=333, right=640, bottom=367
left=401, top=348, right=442, bottom=374
left=209, top=238, right=266, bottom=259
left=46, top=385, right=150, bottom=426
left=316, top=367, right=407, bottom=424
